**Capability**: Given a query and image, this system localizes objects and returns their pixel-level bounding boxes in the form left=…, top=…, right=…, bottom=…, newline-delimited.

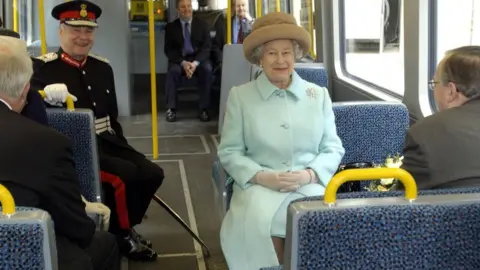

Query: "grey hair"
left=251, top=40, right=304, bottom=65
left=0, top=37, right=32, bottom=99
left=438, top=45, right=480, bottom=99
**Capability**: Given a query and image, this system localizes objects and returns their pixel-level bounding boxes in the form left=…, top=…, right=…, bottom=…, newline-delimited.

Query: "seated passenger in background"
left=212, top=0, right=254, bottom=66
left=0, top=36, right=119, bottom=270
left=30, top=1, right=163, bottom=261
left=401, top=45, right=480, bottom=190
left=217, top=12, right=345, bottom=270
left=0, top=28, right=49, bottom=125
left=164, top=0, right=213, bottom=122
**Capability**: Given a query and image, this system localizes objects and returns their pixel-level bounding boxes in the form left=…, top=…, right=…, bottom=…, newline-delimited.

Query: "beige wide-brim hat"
left=243, top=12, right=311, bottom=64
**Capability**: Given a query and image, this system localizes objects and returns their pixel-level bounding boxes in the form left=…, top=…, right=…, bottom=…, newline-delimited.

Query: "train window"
left=435, top=0, right=480, bottom=64
left=429, top=0, right=480, bottom=112
left=341, top=0, right=404, bottom=96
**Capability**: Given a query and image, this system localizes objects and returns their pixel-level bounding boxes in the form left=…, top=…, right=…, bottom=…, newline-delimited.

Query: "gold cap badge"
left=80, top=4, right=88, bottom=18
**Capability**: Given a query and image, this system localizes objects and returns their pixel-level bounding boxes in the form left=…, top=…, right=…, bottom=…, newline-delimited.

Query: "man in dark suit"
left=401, top=45, right=480, bottom=190
left=0, top=36, right=119, bottom=270
left=164, top=0, right=213, bottom=122
left=212, top=0, right=254, bottom=67
left=0, top=28, right=49, bottom=126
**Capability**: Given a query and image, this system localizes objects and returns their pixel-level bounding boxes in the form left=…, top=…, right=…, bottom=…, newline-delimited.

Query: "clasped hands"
left=182, top=61, right=197, bottom=79
left=253, top=170, right=315, bottom=192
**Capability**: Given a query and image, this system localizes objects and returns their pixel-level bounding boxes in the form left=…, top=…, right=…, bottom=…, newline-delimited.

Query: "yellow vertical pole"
left=227, top=0, right=232, bottom=44
left=13, top=0, right=18, bottom=32
left=275, top=0, right=280, bottom=12
left=38, top=0, right=47, bottom=55
left=148, top=0, right=159, bottom=159
left=256, top=0, right=262, bottom=18
left=307, top=0, right=316, bottom=58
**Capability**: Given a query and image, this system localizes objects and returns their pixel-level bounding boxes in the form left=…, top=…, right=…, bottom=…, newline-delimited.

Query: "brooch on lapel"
left=306, top=88, right=317, bottom=100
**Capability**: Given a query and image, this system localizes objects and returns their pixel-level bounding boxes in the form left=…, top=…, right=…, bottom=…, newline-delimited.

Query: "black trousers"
left=98, top=139, right=164, bottom=235
left=57, top=231, right=120, bottom=270
left=165, top=60, right=213, bottom=110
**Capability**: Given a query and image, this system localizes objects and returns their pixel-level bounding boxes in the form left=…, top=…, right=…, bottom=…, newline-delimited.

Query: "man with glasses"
left=30, top=0, right=163, bottom=261
left=401, top=45, right=480, bottom=189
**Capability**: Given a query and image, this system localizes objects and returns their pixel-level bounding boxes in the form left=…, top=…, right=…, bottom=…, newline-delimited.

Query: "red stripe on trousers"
left=100, top=171, right=131, bottom=229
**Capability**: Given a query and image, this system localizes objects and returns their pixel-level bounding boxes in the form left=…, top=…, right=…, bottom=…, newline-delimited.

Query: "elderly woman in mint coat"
left=217, top=12, right=345, bottom=270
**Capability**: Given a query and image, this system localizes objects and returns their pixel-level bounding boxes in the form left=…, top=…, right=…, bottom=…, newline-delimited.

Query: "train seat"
left=46, top=109, right=103, bottom=226
left=0, top=207, right=57, bottom=270
left=280, top=189, right=480, bottom=269
left=212, top=101, right=409, bottom=217
left=333, top=101, right=409, bottom=190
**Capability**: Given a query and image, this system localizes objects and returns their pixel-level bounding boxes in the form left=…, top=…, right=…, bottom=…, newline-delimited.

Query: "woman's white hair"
left=0, top=36, right=32, bottom=99
left=250, top=40, right=304, bottom=65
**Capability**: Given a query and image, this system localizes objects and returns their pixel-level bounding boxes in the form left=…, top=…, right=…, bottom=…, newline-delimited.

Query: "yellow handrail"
left=256, top=0, right=262, bottom=18
left=0, top=184, right=15, bottom=215
left=275, top=0, right=280, bottom=12
left=38, top=0, right=47, bottom=55
left=323, top=168, right=417, bottom=204
left=13, top=0, right=18, bottom=32
left=37, top=90, right=75, bottom=111
left=227, top=0, right=232, bottom=44
left=307, top=0, right=316, bottom=58
left=148, top=0, right=159, bottom=159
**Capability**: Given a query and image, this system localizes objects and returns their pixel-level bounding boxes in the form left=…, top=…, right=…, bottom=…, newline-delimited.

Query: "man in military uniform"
left=30, top=1, right=163, bottom=261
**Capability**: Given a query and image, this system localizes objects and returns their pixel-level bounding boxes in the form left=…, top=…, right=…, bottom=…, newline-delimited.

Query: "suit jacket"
left=20, top=57, right=49, bottom=126
left=401, top=98, right=480, bottom=189
left=164, top=17, right=211, bottom=65
left=21, top=90, right=48, bottom=126
left=0, top=102, right=96, bottom=249
left=217, top=71, right=344, bottom=269
left=212, top=15, right=253, bottom=65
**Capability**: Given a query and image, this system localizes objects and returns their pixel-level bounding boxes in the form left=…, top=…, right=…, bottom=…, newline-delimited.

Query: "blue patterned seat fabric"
left=284, top=187, right=480, bottom=270
left=46, top=109, right=102, bottom=203
left=0, top=207, right=57, bottom=270
left=259, top=266, right=283, bottom=270
left=212, top=64, right=329, bottom=213
left=259, top=188, right=480, bottom=270
left=294, top=202, right=480, bottom=269
left=332, top=101, right=409, bottom=189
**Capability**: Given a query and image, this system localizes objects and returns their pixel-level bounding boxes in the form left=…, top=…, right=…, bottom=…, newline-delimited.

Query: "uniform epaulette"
left=88, top=53, right=110, bottom=63
left=36, top=52, right=58, bottom=63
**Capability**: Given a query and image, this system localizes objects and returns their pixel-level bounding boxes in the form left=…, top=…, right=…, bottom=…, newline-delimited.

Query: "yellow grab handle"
left=324, top=168, right=417, bottom=204
left=38, top=90, right=75, bottom=111
left=0, top=184, right=15, bottom=215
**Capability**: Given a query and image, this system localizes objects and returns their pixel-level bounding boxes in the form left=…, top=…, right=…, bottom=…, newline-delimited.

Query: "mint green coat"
left=218, top=71, right=345, bottom=270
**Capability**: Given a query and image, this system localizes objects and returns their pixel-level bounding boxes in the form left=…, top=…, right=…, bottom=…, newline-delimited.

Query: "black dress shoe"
left=199, top=110, right=210, bottom=122
left=166, top=109, right=176, bottom=122
left=131, top=228, right=153, bottom=248
left=118, top=235, right=157, bottom=261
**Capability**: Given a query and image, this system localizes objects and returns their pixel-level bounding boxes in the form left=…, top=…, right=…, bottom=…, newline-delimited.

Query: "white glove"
left=43, top=83, right=77, bottom=106
left=82, top=195, right=111, bottom=231
left=277, top=170, right=314, bottom=192
left=252, top=171, right=300, bottom=192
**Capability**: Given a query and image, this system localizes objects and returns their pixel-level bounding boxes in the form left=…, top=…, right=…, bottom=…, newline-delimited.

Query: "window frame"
left=337, top=0, right=404, bottom=99
left=427, top=0, right=439, bottom=113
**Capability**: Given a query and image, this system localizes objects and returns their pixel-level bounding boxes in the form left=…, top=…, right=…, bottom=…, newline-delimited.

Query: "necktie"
left=183, top=22, right=194, bottom=55
left=237, top=20, right=244, bottom=44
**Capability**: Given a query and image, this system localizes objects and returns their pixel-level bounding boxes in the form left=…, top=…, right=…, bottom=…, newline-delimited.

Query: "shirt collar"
left=180, top=18, right=192, bottom=25
left=0, top=98, right=12, bottom=110
left=256, top=70, right=306, bottom=100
